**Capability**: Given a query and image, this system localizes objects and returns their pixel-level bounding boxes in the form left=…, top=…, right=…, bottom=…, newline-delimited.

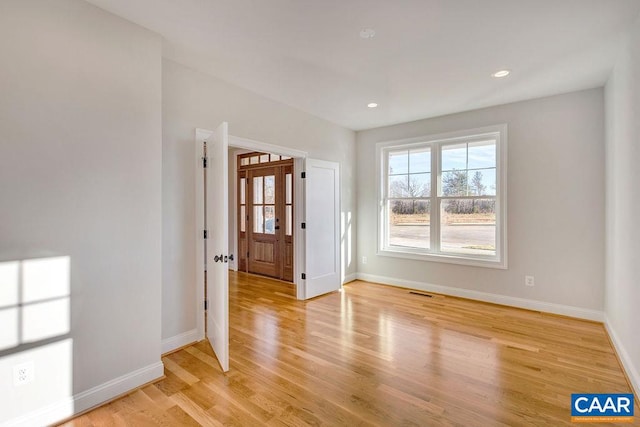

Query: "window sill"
left=377, top=247, right=507, bottom=269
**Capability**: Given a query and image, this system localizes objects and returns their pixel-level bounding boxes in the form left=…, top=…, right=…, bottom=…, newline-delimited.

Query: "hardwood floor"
left=61, top=272, right=637, bottom=426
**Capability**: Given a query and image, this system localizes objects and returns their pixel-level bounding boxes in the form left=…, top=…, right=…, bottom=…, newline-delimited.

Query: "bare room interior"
left=1, top=0, right=639, bottom=425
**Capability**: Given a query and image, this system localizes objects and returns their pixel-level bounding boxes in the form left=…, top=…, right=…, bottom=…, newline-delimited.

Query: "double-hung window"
left=378, top=125, right=507, bottom=268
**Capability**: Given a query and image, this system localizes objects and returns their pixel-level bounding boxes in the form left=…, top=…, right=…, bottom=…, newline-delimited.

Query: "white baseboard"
left=5, top=361, right=164, bottom=427
left=356, top=273, right=604, bottom=322
left=342, top=273, right=357, bottom=284
left=162, top=328, right=199, bottom=354
left=604, top=315, right=640, bottom=397
left=73, top=361, right=165, bottom=414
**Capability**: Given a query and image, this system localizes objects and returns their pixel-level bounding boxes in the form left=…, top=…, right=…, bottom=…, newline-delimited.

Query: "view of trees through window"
left=386, top=138, right=498, bottom=257
left=388, top=148, right=431, bottom=249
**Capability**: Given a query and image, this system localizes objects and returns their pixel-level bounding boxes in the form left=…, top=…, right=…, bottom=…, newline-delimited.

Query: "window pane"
left=260, top=154, right=270, bottom=163
left=250, top=156, right=259, bottom=164
left=388, top=150, right=408, bottom=175
left=264, top=206, right=275, bottom=234
left=388, top=200, right=430, bottom=249
left=468, top=140, right=496, bottom=169
left=409, top=148, right=430, bottom=173
left=254, top=206, right=264, bottom=233
left=285, top=173, right=292, bottom=204
left=271, top=154, right=281, bottom=162
left=281, top=156, right=291, bottom=160
left=286, top=205, right=292, bottom=236
left=240, top=206, right=246, bottom=232
left=468, top=169, right=496, bottom=196
left=240, top=157, right=249, bottom=166
left=264, top=175, right=275, bottom=204
left=440, top=199, right=496, bottom=256
left=441, top=170, right=468, bottom=196
left=441, top=143, right=467, bottom=171
left=389, top=175, right=409, bottom=198
left=240, top=178, right=246, bottom=204
left=253, top=176, right=263, bottom=204
left=409, top=173, right=430, bottom=197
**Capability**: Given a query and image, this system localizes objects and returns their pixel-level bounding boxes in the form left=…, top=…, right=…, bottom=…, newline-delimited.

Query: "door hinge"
left=202, top=157, right=208, bottom=168
left=301, top=172, right=306, bottom=179
left=301, top=222, right=306, bottom=229
left=203, top=230, right=207, bottom=239
left=204, top=300, right=208, bottom=310
left=301, top=273, right=306, bottom=280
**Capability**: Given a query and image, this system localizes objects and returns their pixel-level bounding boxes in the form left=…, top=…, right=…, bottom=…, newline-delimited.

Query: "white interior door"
left=304, top=159, right=341, bottom=299
left=205, top=122, right=229, bottom=372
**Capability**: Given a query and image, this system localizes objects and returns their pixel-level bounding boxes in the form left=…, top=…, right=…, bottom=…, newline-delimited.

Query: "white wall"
left=604, top=15, right=640, bottom=395
left=162, top=59, right=356, bottom=344
left=0, top=1, right=163, bottom=424
left=356, top=89, right=605, bottom=318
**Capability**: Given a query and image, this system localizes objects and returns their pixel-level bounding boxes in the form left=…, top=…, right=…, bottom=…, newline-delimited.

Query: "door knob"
left=228, top=254, right=234, bottom=261
left=214, top=254, right=224, bottom=263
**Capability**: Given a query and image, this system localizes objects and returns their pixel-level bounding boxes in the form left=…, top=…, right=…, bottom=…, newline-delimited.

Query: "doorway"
left=196, top=129, right=343, bottom=368
left=237, top=152, right=294, bottom=282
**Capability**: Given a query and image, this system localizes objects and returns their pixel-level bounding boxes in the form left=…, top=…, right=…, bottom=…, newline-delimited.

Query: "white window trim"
left=376, top=124, right=508, bottom=269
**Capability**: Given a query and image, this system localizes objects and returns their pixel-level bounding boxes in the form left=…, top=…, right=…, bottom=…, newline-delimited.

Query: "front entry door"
left=238, top=154, right=294, bottom=282
left=247, top=166, right=279, bottom=278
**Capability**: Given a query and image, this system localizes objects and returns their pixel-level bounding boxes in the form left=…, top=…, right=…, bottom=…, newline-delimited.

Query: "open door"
left=200, top=123, right=230, bottom=372
left=304, top=159, right=341, bottom=299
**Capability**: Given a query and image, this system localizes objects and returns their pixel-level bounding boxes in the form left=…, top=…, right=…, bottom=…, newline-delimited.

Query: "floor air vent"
left=409, top=291, right=433, bottom=298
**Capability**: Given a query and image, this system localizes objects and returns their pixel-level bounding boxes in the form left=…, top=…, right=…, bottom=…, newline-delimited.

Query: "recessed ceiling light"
left=360, top=28, right=376, bottom=39
left=492, top=69, right=511, bottom=78
left=367, top=102, right=378, bottom=108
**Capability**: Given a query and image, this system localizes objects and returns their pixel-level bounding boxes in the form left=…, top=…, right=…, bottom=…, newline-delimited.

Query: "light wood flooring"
left=61, top=272, right=637, bottom=426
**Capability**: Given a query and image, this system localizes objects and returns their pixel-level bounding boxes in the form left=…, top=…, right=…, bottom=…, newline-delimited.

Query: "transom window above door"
left=239, top=152, right=291, bottom=167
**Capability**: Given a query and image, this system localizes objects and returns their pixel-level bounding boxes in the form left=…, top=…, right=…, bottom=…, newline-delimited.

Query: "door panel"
left=204, top=122, right=229, bottom=372
left=304, top=159, right=341, bottom=299
left=248, top=167, right=278, bottom=278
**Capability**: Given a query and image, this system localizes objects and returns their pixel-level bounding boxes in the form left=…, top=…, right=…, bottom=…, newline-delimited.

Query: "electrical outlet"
left=13, top=362, right=34, bottom=386
left=362, top=256, right=367, bottom=264
left=525, top=276, right=535, bottom=287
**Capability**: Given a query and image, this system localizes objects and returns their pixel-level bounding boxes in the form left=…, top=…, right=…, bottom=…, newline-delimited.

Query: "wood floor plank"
left=165, top=405, right=201, bottom=426
left=163, top=357, right=200, bottom=386
left=61, top=272, right=638, bottom=426
left=170, top=391, right=224, bottom=427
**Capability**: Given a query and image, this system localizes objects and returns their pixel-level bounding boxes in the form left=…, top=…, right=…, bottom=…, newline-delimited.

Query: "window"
left=377, top=125, right=507, bottom=268
left=238, top=152, right=291, bottom=167
left=252, top=174, right=276, bottom=234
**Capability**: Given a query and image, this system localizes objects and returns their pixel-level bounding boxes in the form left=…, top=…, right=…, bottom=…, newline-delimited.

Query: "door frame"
left=196, top=129, right=308, bottom=342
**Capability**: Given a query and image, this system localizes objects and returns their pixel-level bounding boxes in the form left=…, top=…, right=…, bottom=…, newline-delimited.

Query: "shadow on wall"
left=0, top=256, right=73, bottom=425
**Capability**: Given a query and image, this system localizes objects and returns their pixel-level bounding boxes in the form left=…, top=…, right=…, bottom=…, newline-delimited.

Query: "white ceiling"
left=86, top=0, right=640, bottom=131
